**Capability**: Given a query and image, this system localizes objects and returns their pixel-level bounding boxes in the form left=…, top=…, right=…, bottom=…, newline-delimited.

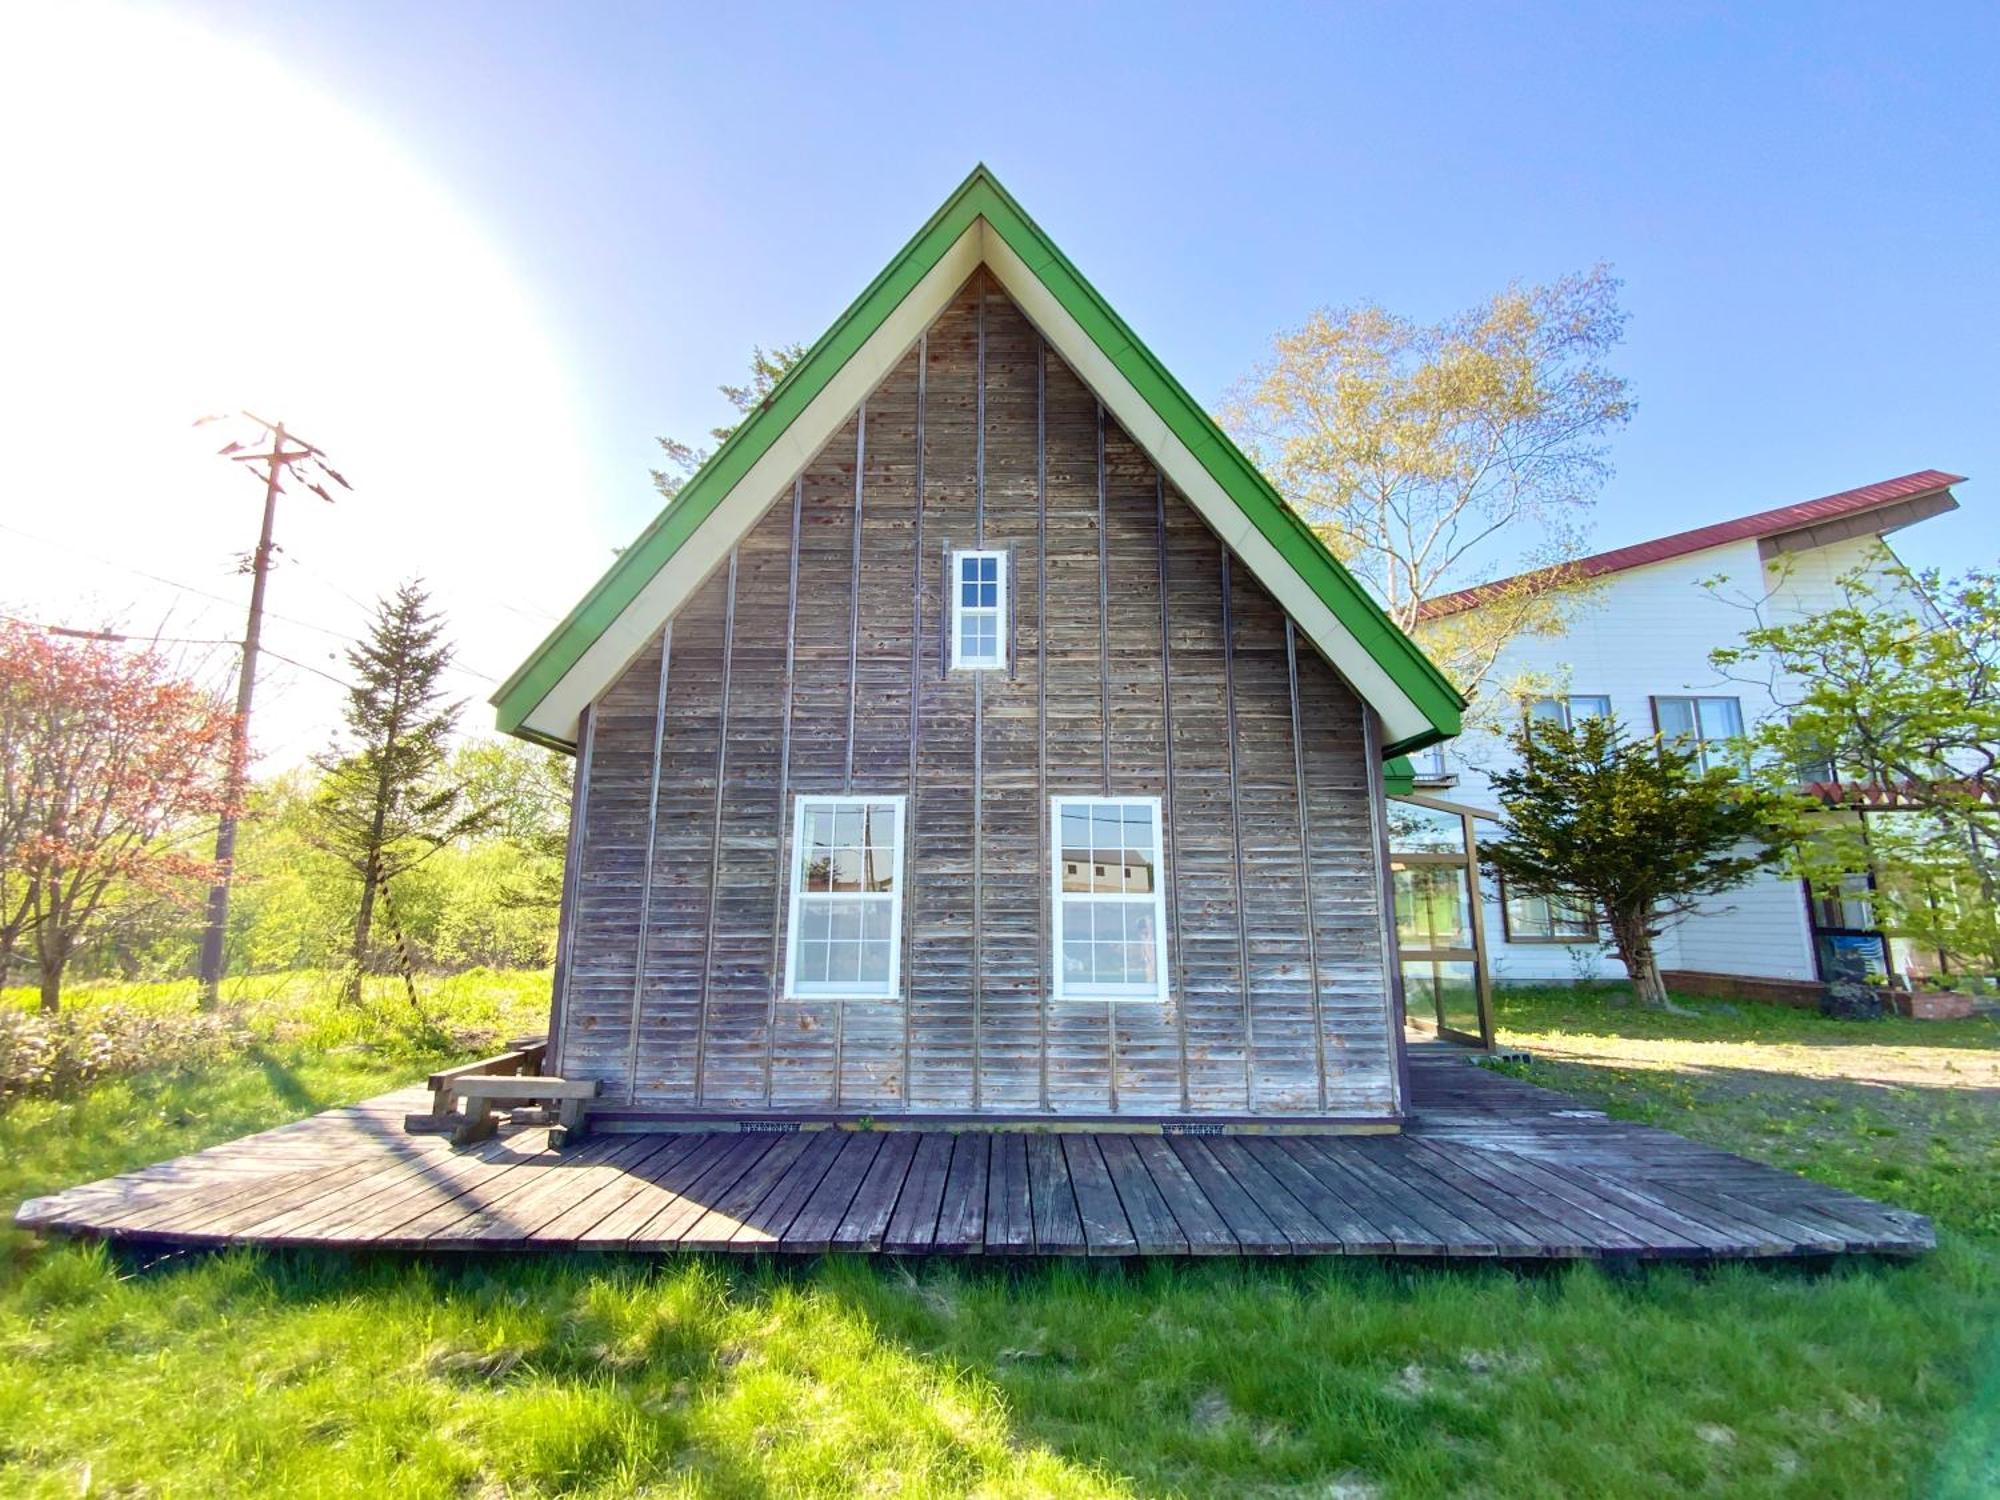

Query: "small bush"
left=0, top=1004, right=243, bottom=1108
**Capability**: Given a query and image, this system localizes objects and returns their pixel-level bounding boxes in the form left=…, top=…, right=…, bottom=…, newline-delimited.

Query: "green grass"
left=0, top=973, right=1992, bottom=1497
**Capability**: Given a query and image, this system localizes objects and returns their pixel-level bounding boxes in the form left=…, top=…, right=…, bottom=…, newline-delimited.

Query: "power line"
left=0, top=613, right=245, bottom=649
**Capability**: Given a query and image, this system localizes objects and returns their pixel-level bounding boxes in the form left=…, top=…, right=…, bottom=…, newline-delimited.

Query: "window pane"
left=961, top=579, right=979, bottom=607
left=827, top=849, right=863, bottom=893
left=1656, top=697, right=1696, bottom=737
left=858, top=941, right=893, bottom=982
left=1528, top=697, right=1567, bottom=725
left=1697, top=697, right=1742, bottom=741
left=801, top=901, right=832, bottom=942
left=980, top=556, right=997, bottom=581
left=1062, top=934, right=1091, bottom=985
left=1571, top=696, right=1611, bottom=721
left=833, top=941, right=862, bottom=983
left=798, top=938, right=831, bottom=983
left=1386, top=800, right=1465, bottom=855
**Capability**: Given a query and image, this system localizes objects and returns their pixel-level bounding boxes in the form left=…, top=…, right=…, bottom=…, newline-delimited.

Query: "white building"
left=1401, top=468, right=1965, bottom=1013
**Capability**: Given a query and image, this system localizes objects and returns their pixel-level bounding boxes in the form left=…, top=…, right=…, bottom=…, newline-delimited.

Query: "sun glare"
left=0, top=2, right=603, bottom=764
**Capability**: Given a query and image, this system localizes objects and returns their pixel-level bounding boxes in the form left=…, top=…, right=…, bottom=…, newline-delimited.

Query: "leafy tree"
left=447, top=736, right=571, bottom=925
left=1224, top=268, right=1631, bottom=711
left=652, top=343, right=805, bottom=501
left=315, top=582, right=493, bottom=1001
left=1480, top=714, right=1781, bottom=1008
left=0, top=619, right=233, bottom=1010
left=1713, top=558, right=2000, bottom=974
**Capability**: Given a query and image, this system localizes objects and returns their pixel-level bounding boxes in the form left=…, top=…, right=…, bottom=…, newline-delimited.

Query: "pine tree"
left=1479, top=715, right=1782, bottom=1009
left=315, top=581, right=493, bottom=1001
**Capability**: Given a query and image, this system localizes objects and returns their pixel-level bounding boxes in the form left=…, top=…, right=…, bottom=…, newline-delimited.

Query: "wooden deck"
left=13, top=1055, right=1933, bottom=1260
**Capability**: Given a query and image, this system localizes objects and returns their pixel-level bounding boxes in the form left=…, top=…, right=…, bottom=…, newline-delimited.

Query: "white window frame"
left=782, top=793, right=906, bottom=1001
left=1050, top=794, right=1170, bottom=1003
left=949, top=548, right=1009, bottom=671
left=1527, top=694, right=1612, bottom=730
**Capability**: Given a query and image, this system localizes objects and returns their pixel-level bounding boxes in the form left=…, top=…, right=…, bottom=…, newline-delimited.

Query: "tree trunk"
left=37, top=947, right=64, bottom=1014
left=1607, top=910, right=1671, bottom=1009
left=345, top=858, right=379, bottom=1006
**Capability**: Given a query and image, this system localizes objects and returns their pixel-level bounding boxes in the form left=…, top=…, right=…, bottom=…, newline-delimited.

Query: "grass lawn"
left=0, top=974, right=1992, bottom=1497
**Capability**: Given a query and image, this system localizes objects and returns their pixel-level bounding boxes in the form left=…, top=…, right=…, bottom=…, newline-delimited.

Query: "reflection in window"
left=1527, top=694, right=1612, bottom=730
left=1654, top=695, right=1743, bottom=772
left=1501, top=881, right=1596, bottom=942
left=786, top=796, right=904, bottom=998
left=1053, top=796, right=1167, bottom=1000
left=1394, top=865, right=1473, bottom=949
left=1386, top=800, right=1466, bottom=855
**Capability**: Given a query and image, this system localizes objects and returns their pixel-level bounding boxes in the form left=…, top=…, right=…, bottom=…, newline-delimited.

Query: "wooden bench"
left=406, top=1039, right=575, bottom=1141
left=446, top=1074, right=599, bottom=1147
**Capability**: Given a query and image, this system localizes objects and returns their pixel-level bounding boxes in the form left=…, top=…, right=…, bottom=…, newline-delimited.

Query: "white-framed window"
left=950, top=549, right=1008, bottom=670
left=1500, top=878, right=1598, bottom=943
left=1527, top=694, right=1612, bottom=729
left=783, top=795, right=905, bottom=1000
left=1052, top=795, right=1169, bottom=1002
left=1653, top=695, right=1744, bottom=773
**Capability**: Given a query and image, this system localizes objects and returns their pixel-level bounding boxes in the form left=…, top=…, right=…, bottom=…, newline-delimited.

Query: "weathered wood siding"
left=556, top=274, right=1400, bottom=1120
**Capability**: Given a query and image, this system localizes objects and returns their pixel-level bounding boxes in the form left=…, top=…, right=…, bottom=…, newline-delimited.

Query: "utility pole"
left=195, top=412, right=348, bottom=1007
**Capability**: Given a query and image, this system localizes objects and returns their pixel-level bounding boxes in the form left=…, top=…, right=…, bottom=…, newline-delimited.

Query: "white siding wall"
left=1440, top=532, right=1907, bottom=986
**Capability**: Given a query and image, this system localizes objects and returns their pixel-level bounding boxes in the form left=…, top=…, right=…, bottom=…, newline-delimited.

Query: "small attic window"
left=950, top=550, right=1007, bottom=671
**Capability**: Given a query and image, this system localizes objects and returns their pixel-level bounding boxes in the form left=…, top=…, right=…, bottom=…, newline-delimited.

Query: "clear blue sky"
left=168, top=0, right=2000, bottom=580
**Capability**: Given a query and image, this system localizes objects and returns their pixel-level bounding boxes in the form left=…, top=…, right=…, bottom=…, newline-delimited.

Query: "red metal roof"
left=1419, top=469, right=1966, bottom=620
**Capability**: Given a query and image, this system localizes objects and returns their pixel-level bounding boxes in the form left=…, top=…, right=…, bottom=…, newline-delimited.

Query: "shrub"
left=0, top=1004, right=243, bottom=1108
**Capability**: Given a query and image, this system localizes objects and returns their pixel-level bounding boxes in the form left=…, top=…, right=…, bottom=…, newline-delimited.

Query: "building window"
left=1052, top=796, right=1169, bottom=1001
left=1500, top=878, right=1597, bottom=943
left=784, top=795, right=905, bottom=999
left=1526, top=694, right=1612, bottom=730
left=950, top=549, right=1008, bottom=670
left=1654, top=695, right=1743, bottom=772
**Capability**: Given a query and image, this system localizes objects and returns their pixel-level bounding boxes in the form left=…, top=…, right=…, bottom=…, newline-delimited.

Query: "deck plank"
left=731, top=1130, right=850, bottom=1249
left=1061, top=1136, right=1138, bottom=1256
left=828, top=1133, right=919, bottom=1252
left=1130, top=1136, right=1236, bottom=1254
left=781, top=1133, right=885, bottom=1252
left=983, top=1133, right=1035, bottom=1251
left=882, top=1134, right=955, bottom=1253
left=1161, top=1136, right=1293, bottom=1253
left=1097, top=1135, right=1188, bottom=1254
left=1026, top=1134, right=1086, bottom=1254
left=932, top=1135, right=991, bottom=1253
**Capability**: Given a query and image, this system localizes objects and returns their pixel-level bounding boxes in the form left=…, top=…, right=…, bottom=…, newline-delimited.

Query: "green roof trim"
left=494, top=164, right=1465, bottom=755
left=1383, top=756, right=1416, bottom=798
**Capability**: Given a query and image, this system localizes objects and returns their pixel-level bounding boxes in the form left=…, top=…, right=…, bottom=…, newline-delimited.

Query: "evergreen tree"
left=315, top=581, right=492, bottom=1000
left=651, top=343, right=805, bottom=501
left=1480, top=714, right=1782, bottom=1008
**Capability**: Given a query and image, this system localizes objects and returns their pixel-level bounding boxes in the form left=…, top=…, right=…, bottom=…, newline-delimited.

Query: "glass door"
left=1387, top=800, right=1494, bottom=1048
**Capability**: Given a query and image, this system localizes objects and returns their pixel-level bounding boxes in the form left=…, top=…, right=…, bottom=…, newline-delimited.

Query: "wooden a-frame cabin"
left=493, top=167, right=1465, bottom=1134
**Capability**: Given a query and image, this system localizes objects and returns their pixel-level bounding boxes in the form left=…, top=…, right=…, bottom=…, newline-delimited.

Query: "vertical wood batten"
left=903, top=337, right=925, bottom=1101
left=691, top=553, right=737, bottom=1102
left=971, top=298, right=986, bottom=1110
left=1220, top=552, right=1255, bottom=1108
left=1362, top=705, right=1410, bottom=1117
left=1286, top=620, right=1330, bottom=1111
left=762, top=480, right=803, bottom=1105
left=1156, top=478, right=1189, bottom=1112
left=833, top=403, right=866, bottom=1107
left=547, top=703, right=594, bottom=1076
left=620, top=626, right=671, bottom=1103
left=1035, top=338, right=1050, bottom=1113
